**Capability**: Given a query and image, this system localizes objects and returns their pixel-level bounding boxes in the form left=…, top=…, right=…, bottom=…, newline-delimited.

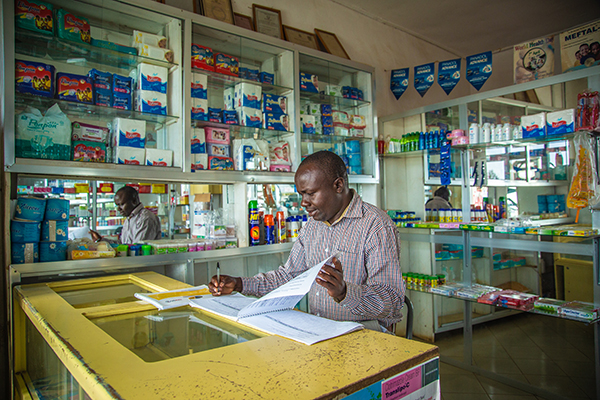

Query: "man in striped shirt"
left=210, top=151, right=404, bottom=332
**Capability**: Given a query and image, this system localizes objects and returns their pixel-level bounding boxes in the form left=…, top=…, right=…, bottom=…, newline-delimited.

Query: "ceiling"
left=331, top=0, right=600, bottom=57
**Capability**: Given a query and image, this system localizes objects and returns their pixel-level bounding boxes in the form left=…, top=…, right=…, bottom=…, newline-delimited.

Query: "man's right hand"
left=209, top=275, right=242, bottom=296
left=89, top=229, right=102, bottom=242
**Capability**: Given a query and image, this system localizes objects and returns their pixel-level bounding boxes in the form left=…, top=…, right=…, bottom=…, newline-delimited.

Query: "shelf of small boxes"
left=406, top=277, right=600, bottom=324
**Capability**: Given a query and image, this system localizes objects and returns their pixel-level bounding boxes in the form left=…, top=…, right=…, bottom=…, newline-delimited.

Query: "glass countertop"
left=89, top=309, right=262, bottom=362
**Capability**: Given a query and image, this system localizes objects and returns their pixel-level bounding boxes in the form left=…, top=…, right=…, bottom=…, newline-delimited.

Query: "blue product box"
left=263, top=112, right=289, bottom=131
left=209, top=108, right=222, bottom=123
left=240, top=67, right=259, bottom=81
left=113, top=74, right=133, bottom=95
left=260, top=72, right=274, bottom=84
left=538, top=203, right=548, bottom=213
left=348, top=165, right=362, bottom=175
left=208, top=156, right=234, bottom=170
left=91, top=38, right=137, bottom=55
left=262, top=93, right=287, bottom=114
left=347, top=153, right=362, bottom=167
left=191, top=110, right=208, bottom=121
left=323, top=126, right=334, bottom=135
left=191, top=85, right=207, bottom=99
left=345, top=140, right=361, bottom=154
left=88, top=69, right=112, bottom=90
left=15, top=60, right=55, bottom=98
left=207, top=143, right=230, bottom=157
left=321, top=115, right=333, bottom=127
left=222, top=110, right=238, bottom=125
left=351, top=87, right=359, bottom=99
left=112, top=92, right=131, bottom=110
left=137, top=91, right=166, bottom=115
left=94, top=88, right=112, bottom=107
left=537, top=194, right=548, bottom=204
left=56, top=73, right=93, bottom=103
left=342, top=86, right=352, bottom=98
left=357, top=89, right=364, bottom=101
left=547, top=203, right=561, bottom=213
left=300, top=72, right=318, bottom=93
left=320, top=104, right=332, bottom=116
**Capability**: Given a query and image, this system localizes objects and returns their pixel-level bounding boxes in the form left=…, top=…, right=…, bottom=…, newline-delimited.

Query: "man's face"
left=295, top=164, right=342, bottom=223
left=114, top=193, right=136, bottom=217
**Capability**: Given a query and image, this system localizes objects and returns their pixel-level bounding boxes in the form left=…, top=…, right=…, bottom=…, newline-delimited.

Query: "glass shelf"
left=406, top=284, right=599, bottom=325
left=15, top=93, right=179, bottom=129
left=299, top=91, right=370, bottom=109
left=301, top=133, right=371, bottom=144
left=455, top=131, right=584, bottom=150
left=15, top=29, right=177, bottom=71
left=396, top=222, right=597, bottom=238
left=194, top=68, right=293, bottom=96
left=96, top=225, right=122, bottom=231
left=193, top=120, right=293, bottom=141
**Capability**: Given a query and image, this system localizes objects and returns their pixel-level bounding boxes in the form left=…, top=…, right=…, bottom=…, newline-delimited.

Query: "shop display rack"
left=193, top=120, right=293, bottom=141
left=197, top=68, right=293, bottom=97
left=299, top=91, right=370, bottom=110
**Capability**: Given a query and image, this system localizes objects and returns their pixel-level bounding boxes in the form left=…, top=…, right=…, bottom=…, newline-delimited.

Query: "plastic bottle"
left=264, top=214, right=275, bottom=244
left=290, top=216, right=300, bottom=242
left=286, top=216, right=293, bottom=239
left=258, top=211, right=265, bottom=245
left=248, top=200, right=260, bottom=246
left=419, top=131, right=425, bottom=150
left=276, top=211, right=287, bottom=243
left=469, top=123, right=479, bottom=144
left=499, top=196, right=506, bottom=220
left=482, top=123, right=491, bottom=143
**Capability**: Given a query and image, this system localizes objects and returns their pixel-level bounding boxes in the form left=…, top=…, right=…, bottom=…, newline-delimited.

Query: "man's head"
left=434, top=186, right=450, bottom=201
left=114, top=186, right=141, bottom=217
left=294, top=151, right=350, bottom=224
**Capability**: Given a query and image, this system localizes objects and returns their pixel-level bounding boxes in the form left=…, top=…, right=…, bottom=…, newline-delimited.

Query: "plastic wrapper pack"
left=567, top=132, right=600, bottom=220
left=67, top=238, right=116, bottom=260
left=16, top=104, right=72, bottom=160
left=269, top=140, right=292, bottom=166
left=576, top=90, right=599, bottom=131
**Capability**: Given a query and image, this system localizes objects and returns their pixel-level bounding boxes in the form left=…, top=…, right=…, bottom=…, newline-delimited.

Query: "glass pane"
left=89, top=309, right=262, bottom=362
left=425, top=106, right=460, bottom=131
left=53, top=282, right=149, bottom=308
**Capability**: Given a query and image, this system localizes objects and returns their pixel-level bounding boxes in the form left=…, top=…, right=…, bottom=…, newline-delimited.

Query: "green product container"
left=141, top=245, right=152, bottom=256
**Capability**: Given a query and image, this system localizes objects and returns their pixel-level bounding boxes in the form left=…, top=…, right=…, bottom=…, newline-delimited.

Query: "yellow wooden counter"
left=13, top=272, right=438, bottom=400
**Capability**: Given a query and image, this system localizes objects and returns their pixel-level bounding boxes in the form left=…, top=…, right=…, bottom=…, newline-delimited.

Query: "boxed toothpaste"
left=135, top=90, right=167, bottom=115
left=235, top=82, right=261, bottom=109
left=145, top=148, right=173, bottom=167
left=112, top=92, right=131, bottom=110
left=300, top=72, right=318, bottom=93
left=263, top=112, right=289, bottom=131
left=94, top=89, right=111, bottom=107
left=222, top=110, right=238, bottom=124
left=191, top=153, right=208, bottom=171
left=207, top=143, right=230, bottom=157
left=521, top=113, right=546, bottom=139
left=301, top=115, right=316, bottom=134
left=191, top=43, right=214, bottom=71
left=214, top=53, right=239, bottom=76
left=112, top=118, right=146, bottom=148
left=205, top=127, right=230, bottom=144
left=239, top=67, right=259, bottom=81
left=208, top=107, right=222, bottom=123
left=208, top=156, right=234, bottom=170
left=191, top=98, right=208, bottom=121
left=237, top=107, right=262, bottom=128
left=262, top=93, right=287, bottom=114
left=15, top=59, right=55, bottom=97
left=191, top=128, right=206, bottom=154
left=191, top=72, right=208, bottom=99
left=15, top=0, right=54, bottom=35
left=72, top=122, right=109, bottom=143
left=133, top=30, right=167, bottom=48
left=56, top=73, right=93, bottom=103
left=136, top=63, right=168, bottom=94
left=114, top=147, right=145, bottom=165
left=72, top=141, right=106, bottom=163
left=88, top=69, right=112, bottom=91
left=260, top=71, right=274, bottom=84
left=546, top=109, right=575, bottom=136
left=113, top=74, right=133, bottom=95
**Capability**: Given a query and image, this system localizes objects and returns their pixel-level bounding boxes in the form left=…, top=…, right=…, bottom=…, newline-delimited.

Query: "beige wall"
left=233, top=0, right=517, bottom=118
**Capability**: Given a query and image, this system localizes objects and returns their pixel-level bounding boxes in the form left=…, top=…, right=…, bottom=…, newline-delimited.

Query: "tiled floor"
left=428, top=312, right=597, bottom=400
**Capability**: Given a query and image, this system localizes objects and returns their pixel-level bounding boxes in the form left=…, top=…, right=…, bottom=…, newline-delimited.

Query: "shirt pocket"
left=336, top=241, right=365, bottom=281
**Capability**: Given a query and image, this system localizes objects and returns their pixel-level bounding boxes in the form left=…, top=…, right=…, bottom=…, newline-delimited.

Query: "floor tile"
left=524, top=374, right=587, bottom=399
left=557, top=359, right=595, bottom=379
left=441, top=374, right=487, bottom=393
left=503, top=345, right=548, bottom=360
left=569, top=376, right=597, bottom=399
left=473, top=357, right=521, bottom=374
left=476, top=375, right=534, bottom=396
left=472, top=346, right=512, bottom=360
left=440, top=362, right=474, bottom=375
left=488, top=395, right=537, bottom=400
left=542, top=346, right=589, bottom=363
left=442, top=393, right=490, bottom=400
left=512, top=358, right=566, bottom=377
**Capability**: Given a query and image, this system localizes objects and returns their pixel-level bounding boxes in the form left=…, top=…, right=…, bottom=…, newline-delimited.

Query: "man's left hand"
left=317, top=256, right=347, bottom=302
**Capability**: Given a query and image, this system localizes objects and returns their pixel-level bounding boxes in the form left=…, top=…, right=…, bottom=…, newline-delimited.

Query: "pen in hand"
left=216, top=262, right=221, bottom=287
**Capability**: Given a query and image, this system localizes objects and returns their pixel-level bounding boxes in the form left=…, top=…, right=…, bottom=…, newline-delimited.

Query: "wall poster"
left=514, top=36, right=555, bottom=84
left=560, top=20, right=600, bottom=72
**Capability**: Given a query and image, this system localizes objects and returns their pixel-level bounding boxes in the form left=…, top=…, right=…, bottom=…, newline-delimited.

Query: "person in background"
left=426, top=186, right=452, bottom=210
left=90, top=186, right=161, bottom=244
left=209, top=151, right=404, bottom=333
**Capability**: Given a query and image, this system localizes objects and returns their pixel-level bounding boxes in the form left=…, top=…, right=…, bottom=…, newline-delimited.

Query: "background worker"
left=209, top=151, right=405, bottom=332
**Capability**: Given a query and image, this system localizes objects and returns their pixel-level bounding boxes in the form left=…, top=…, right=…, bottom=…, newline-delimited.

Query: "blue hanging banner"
left=390, top=68, right=409, bottom=100
left=466, top=51, right=492, bottom=91
left=437, top=58, right=461, bottom=95
left=414, top=62, right=435, bottom=97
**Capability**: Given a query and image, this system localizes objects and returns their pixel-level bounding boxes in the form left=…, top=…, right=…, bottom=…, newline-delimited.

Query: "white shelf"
left=96, top=225, right=122, bottom=231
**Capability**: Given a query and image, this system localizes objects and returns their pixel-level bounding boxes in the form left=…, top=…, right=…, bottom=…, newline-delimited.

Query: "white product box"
left=136, top=44, right=174, bottom=63
left=136, top=63, right=168, bottom=94
left=114, top=147, right=145, bottom=165
left=223, top=87, right=235, bottom=110
left=546, top=109, right=575, bottom=136
left=305, top=102, right=321, bottom=115
left=324, top=84, right=343, bottom=96
left=145, top=148, right=173, bottom=167
left=520, top=113, right=546, bottom=139
left=234, top=82, right=261, bottom=109
left=135, top=90, right=167, bottom=115
left=191, top=128, right=206, bottom=154
left=112, top=118, right=146, bottom=148
left=191, top=153, right=208, bottom=171
left=191, top=72, right=208, bottom=99
left=301, top=115, right=316, bottom=134
left=237, top=107, right=262, bottom=127
left=132, top=30, right=167, bottom=48
left=191, top=98, right=208, bottom=120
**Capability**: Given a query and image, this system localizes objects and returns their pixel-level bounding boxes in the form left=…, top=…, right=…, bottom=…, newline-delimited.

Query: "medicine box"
left=145, top=148, right=173, bottom=167
left=112, top=118, right=146, bottom=148
left=114, top=147, right=145, bottom=165
left=521, top=113, right=546, bottom=139
left=546, top=109, right=575, bottom=136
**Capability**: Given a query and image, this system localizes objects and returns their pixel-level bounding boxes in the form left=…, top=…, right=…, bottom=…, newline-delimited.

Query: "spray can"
left=276, top=211, right=286, bottom=243
left=264, top=214, right=275, bottom=244
left=249, top=200, right=260, bottom=246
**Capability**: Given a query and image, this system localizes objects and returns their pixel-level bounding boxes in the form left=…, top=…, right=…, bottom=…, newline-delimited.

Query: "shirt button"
left=316, top=292, right=319, bottom=296
left=325, top=248, right=328, bottom=253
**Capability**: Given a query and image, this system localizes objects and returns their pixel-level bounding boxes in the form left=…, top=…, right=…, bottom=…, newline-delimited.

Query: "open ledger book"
left=134, top=285, right=211, bottom=310
left=188, top=252, right=364, bottom=345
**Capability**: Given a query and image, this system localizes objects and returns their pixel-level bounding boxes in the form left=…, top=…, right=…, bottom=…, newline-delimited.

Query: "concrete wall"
left=232, top=0, right=519, bottom=118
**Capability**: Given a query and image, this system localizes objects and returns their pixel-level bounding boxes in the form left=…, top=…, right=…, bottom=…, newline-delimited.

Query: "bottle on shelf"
left=264, top=214, right=275, bottom=245
left=275, top=211, right=286, bottom=243
left=249, top=200, right=260, bottom=246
